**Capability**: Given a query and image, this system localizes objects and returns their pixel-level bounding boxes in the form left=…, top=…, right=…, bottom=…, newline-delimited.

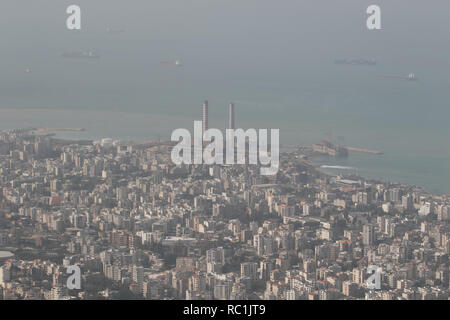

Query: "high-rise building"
left=240, top=262, right=258, bottom=280
left=402, top=195, right=413, bottom=210
left=0, top=265, right=11, bottom=285
left=202, top=100, right=209, bottom=135
left=132, top=265, right=144, bottom=284
left=228, top=103, right=235, bottom=130
left=363, top=224, right=375, bottom=246
left=343, top=280, right=358, bottom=296
left=206, top=247, right=225, bottom=265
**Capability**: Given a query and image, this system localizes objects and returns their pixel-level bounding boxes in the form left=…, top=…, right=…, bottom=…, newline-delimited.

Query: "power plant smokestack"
left=228, top=103, right=235, bottom=130
left=202, top=100, right=209, bottom=135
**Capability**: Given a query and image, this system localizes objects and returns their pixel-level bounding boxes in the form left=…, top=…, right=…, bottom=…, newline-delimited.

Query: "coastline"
left=306, top=152, right=448, bottom=198
left=3, top=125, right=447, bottom=200
left=1, top=105, right=449, bottom=196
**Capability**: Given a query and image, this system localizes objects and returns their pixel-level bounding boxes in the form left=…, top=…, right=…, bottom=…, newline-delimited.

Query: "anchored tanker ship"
left=334, top=58, right=377, bottom=66
left=378, top=73, right=418, bottom=81
left=160, top=59, right=183, bottom=67
left=61, top=51, right=100, bottom=59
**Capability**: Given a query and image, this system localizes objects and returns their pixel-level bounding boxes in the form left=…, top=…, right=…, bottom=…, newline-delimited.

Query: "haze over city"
left=0, top=0, right=449, bottom=303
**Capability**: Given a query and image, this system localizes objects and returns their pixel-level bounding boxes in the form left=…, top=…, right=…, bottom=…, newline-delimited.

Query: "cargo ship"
left=377, top=73, right=418, bottom=81
left=160, top=59, right=183, bottom=67
left=61, top=51, right=100, bottom=59
left=335, top=59, right=377, bottom=66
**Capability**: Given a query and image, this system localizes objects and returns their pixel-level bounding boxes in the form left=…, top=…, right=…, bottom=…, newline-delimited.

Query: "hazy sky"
left=3, top=0, right=449, bottom=56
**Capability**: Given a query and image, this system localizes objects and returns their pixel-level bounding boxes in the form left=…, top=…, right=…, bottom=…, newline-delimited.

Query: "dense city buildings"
left=0, top=128, right=448, bottom=300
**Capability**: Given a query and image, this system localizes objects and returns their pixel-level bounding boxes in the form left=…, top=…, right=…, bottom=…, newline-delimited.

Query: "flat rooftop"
left=0, top=251, right=14, bottom=260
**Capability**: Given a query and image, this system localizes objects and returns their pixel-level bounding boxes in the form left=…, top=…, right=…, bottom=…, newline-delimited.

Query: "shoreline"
left=301, top=151, right=447, bottom=198
left=4, top=125, right=446, bottom=199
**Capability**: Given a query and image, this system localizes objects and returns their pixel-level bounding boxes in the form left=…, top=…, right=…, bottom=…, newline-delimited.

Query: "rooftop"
left=0, top=251, right=14, bottom=261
